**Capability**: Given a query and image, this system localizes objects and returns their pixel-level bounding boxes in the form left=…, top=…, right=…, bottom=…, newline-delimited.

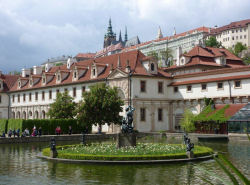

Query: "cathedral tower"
left=103, top=18, right=117, bottom=48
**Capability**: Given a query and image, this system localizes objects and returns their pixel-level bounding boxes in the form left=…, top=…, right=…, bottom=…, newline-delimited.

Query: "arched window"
left=23, top=111, right=26, bottom=119
left=35, top=111, right=39, bottom=119
left=17, top=111, right=20, bottom=119
left=29, top=111, right=33, bottom=119
left=150, top=63, right=155, bottom=71
left=42, top=110, right=46, bottom=119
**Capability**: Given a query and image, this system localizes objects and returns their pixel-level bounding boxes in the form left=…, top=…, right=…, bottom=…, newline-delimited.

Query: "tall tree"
left=205, top=36, right=221, bottom=48
left=47, top=92, right=77, bottom=119
left=160, top=48, right=173, bottom=67
left=234, top=42, right=247, bottom=56
left=147, top=51, right=159, bottom=61
left=180, top=109, right=195, bottom=133
left=76, top=83, right=124, bottom=127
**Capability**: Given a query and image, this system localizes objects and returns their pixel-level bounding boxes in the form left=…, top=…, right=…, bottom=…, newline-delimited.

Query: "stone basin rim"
left=37, top=153, right=215, bottom=164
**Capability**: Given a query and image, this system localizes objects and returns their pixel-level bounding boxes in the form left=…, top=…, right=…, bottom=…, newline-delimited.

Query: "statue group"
left=121, top=106, right=135, bottom=133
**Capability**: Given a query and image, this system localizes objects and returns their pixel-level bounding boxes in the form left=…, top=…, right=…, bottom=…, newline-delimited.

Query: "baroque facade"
left=0, top=46, right=249, bottom=133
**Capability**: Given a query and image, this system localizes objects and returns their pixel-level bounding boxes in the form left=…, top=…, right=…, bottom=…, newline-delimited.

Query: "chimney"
left=33, top=66, right=43, bottom=75
left=125, top=60, right=130, bottom=73
left=22, top=68, right=31, bottom=77
left=45, top=63, right=53, bottom=72
left=117, top=55, right=121, bottom=69
left=67, top=57, right=76, bottom=69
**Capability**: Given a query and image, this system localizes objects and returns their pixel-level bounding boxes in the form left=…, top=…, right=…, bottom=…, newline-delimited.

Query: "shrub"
left=0, top=119, right=8, bottom=133
left=7, top=119, right=23, bottom=131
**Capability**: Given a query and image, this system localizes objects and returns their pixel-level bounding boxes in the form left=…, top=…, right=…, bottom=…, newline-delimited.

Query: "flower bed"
left=42, top=143, right=213, bottom=161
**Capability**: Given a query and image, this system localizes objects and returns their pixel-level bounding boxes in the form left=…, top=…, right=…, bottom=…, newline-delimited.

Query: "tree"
left=47, top=92, right=77, bottom=119
left=147, top=51, right=159, bottom=61
left=234, top=42, right=247, bottom=56
left=76, top=83, right=124, bottom=128
left=205, top=36, right=221, bottom=48
left=180, top=109, right=195, bottom=133
left=160, top=48, right=173, bottom=67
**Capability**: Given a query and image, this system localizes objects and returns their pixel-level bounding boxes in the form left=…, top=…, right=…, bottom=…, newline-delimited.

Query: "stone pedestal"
left=116, top=133, right=136, bottom=148
left=186, top=151, right=194, bottom=159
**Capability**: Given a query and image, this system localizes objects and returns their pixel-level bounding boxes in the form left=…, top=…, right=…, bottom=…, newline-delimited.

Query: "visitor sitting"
left=8, top=129, right=12, bottom=138
left=68, top=126, right=72, bottom=135
left=1, top=132, right=5, bottom=138
left=32, top=126, right=37, bottom=136
left=16, top=128, right=20, bottom=138
left=13, top=128, right=16, bottom=138
left=55, top=126, right=61, bottom=135
left=24, top=128, right=30, bottom=136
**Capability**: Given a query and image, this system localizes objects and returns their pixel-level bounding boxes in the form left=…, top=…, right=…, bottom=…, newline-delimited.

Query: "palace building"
left=0, top=45, right=249, bottom=133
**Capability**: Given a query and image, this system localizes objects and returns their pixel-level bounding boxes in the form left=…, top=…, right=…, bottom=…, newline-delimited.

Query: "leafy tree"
left=180, top=109, right=195, bottom=133
left=234, top=42, right=247, bottom=56
left=76, top=83, right=124, bottom=128
left=47, top=92, right=77, bottom=119
left=205, top=36, right=221, bottom=48
left=160, top=48, right=173, bottom=67
left=147, top=51, right=159, bottom=61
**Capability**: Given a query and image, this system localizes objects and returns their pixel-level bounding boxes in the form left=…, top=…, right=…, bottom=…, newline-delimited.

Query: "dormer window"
left=93, top=68, right=96, bottom=76
left=29, top=79, right=33, bottom=86
left=151, top=63, right=155, bottom=71
left=42, top=76, right=46, bottom=84
left=74, top=71, right=77, bottom=79
left=18, top=81, right=21, bottom=88
left=57, top=74, right=60, bottom=81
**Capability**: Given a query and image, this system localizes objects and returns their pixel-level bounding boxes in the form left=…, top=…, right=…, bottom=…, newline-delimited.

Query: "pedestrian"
left=68, top=126, right=72, bottom=135
left=1, top=132, right=5, bottom=138
left=38, top=127, right=42, bottom=137
left=13, top=128, right=16, bottom=138
left=55, top=126, right=59, bottom=135
left=58, top=126, right=61, bottom=135
left=24, top=128, right=30, bottom=136
left=8, top=129, right=12, bottom=138
left=16, top=128, right=20, bottom=138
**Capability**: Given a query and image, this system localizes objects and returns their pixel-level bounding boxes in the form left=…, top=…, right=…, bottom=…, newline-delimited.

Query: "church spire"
left=107, top=17, right=114, bottom=36
left=124, top=26, right=128, bottom=42
left=119, top=30, right=122, bottom=42
left=157, top=26, right=163, bottom=39
left=173, top=27, right=176, bottom=36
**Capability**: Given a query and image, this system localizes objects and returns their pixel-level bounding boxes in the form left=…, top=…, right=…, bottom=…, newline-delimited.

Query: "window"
left=57, top=74, right=61, bottom=81
left=158, top=108, right=163, bottom=121
left=42, top=77, right=45, bottom=84
left=232, top=36, right=234, bottom=40
left=158, top=81, right=163, bottom=93
left=93, top=68, right=96, bottom=76
left=35, top=92, right=38, bottom=101
left=49, top=90, right=52, bottom=99
left=29, top=93, right=32, bottom=101
left=12, top=95, right=15, bottom=103
left=187, top=85, right=192, bottom=92
left=74, top=71, right=77, bottom=79
left=23, top=94, right=26, bottom=102
left=82, top=86, right=86, bottom=94
left=217, top=82, right=223, bottom=89
left=140, top=81, right=146, bottom=92
left=73, top=87, right=76, bottom=97
left=42, top=91, right=45, bottom=100
left=140, top=108, right=146, bottom=121
left=236, top=29, right=238, bottom=33
left=150, top=63, right=155, bottom=71
left=64, top=88, right=68, bottom=92
left=56, top=89, right=60, bottom=95
left=18, top=94, right=20, bottom=102
left=235, top=80, right=241, bottom=88
left=201, top=84, right=207, bottom=91
left=174, top=86, right=178, bottom=93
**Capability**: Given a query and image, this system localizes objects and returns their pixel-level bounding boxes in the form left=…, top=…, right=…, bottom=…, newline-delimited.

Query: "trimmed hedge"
left=6, top=119, right=86, bottom=134
left=0, top=119, right=8, bottom=133
left=42, top=145, right=213, bottom=161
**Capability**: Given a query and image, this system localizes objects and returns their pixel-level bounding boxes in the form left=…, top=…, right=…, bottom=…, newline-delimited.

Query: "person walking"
left=8, top=129, right=12, bottom=138
left=68, top=126, right=72, bottom=135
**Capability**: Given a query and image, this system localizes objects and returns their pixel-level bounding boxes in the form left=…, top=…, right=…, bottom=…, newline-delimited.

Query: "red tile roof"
left=0, top=74, right=20, bottom=92
left=164, top=46, right=244, bottom=72
left=75, top=53, right=95, bottom=59
left=215, top=104, right=246, bottom=118
left=10, top=50, right=171, bottom=92
left=210, top=19, right=250, bottom=35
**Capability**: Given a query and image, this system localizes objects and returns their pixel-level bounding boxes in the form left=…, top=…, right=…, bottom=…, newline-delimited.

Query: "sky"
left=0, top=0, right=249, bottom=73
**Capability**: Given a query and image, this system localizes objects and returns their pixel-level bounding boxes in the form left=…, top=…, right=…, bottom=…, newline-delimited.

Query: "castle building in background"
left=123, top=26, right=210, bottom=67
left=207, top=19, right=250, bottom=49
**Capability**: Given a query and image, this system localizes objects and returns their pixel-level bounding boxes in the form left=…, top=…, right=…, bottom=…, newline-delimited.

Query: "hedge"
left=42, top=145, right=213, bottom=161
left=0, top=119, right=8, bottom=134
left=6, top=119, right=87, bottom=135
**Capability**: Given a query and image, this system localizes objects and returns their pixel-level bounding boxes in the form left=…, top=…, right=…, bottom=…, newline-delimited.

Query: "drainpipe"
left=7, top=93, right=10, bottom=119
left=227, top=80, right=234, bottom=104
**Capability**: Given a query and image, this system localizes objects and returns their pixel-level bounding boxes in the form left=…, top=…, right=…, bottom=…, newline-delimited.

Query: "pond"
left=0, top=137, right=249, bottom=185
